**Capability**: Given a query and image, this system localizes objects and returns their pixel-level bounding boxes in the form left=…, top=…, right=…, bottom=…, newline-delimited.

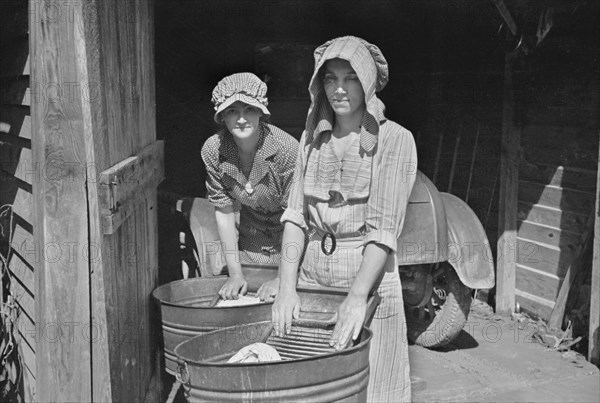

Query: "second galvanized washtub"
left=174, top=321, right=373, bottom=402
left=152, top=264, right=277, bottom=375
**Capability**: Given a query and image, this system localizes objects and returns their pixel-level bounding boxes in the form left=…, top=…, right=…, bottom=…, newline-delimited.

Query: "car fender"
left=440, top=192, right=495, bottom=289
left=397, top=171, right=449, bottom=265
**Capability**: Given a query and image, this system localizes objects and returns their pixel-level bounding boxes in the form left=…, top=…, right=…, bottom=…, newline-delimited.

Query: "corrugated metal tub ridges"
left=174, top=321, right=372, bottom=402
left=151, top=276, right=273, bottom=375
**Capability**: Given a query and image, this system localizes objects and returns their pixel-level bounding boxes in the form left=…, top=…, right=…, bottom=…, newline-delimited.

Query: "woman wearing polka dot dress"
left=201, top=73, right=299, bottom=301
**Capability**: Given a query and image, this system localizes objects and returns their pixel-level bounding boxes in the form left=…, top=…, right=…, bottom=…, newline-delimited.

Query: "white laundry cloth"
left=227, top=343, right=282, bottom=363
left=215, top=295, right=262, bottom=307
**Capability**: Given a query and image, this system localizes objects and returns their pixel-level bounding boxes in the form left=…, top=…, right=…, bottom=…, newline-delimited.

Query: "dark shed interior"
left=153, top=0, right=599, bottom=317
left=155, top=0, right=507, bottom=196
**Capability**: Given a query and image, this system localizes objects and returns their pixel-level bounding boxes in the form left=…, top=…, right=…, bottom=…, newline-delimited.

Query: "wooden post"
left=31, top=0, right=161, bottom=401
left=496, top=51, right=520, bottom=315
left=589, top=134, right=600, bottom=365
left=31, top=0, right=92, bottom=400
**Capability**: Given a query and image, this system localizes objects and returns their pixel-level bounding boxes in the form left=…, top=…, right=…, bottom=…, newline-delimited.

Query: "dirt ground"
left=409, top=302, right=600, bottom=403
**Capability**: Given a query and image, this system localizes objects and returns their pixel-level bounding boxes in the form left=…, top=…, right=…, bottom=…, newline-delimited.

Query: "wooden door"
left=31, top=0, right=162, bottom=401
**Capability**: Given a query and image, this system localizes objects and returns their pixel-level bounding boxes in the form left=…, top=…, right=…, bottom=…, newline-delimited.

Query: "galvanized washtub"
left=152, top=264, right=278, bottom=375
left=174, top=321, right=373, bottom=402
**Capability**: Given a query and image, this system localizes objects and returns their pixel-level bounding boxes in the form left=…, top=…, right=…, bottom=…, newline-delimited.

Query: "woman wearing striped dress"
left=201, top=73, right=298, bottom=301
left=272, top=36, right=417, bottom=401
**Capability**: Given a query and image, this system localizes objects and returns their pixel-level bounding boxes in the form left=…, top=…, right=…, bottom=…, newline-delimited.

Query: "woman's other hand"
left=257, top=277, right=280, bottom=302
left=271, top=288, right=300, bottom=337
left=330, top=293, right=367, bottom=350
left=219, top=274, right=248, bottom=300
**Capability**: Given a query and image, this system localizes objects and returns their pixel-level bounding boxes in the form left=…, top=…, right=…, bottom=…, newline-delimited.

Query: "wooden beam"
left=496, top=51, right=520, bottom=314
left=78, top=0, right=162, bottom=400
left=73, top=2, right=113, bottom=401
left=589, top=134, right=600, bottom=365
left=30, top=0, right=92, bottom=400
left=30, top=1, right=160, bottom=401
left=98, top=140, right=164, bottom=234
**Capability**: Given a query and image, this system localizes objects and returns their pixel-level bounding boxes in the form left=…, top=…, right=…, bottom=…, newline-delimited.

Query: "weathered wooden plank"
left=589, top=137, right=600, bottom=365
left=9, top=222, right=36, bottom=266
left=0, top=105, right=32, bottom=139
left=549, top=212, right=594, bottom=330
left=11, top=186, right=32, bottom=224
left=31, top=0, right=92, bottom=400
left=78, top=1, right=124, bottom=401
left=98, top=0, right=132, bottom=164
left=136, top=193, right=156, bottom=400
left=98, top=140, right=164, bottom=234
left=117, top=1, right=143, bottom=398
left=518, top=202, right=588, bottom=234
left=517, top=220, right=582, bottom=252
left=0, top=173, right=33, bottom=227
left=519, top=180, right=595, bottom=214
left=15, top=300, right=36, bottom=353
left=144, top=189, right=161, bottom=401
left=10, top=276, right=34, bottom=324
left=72, top=1, right=114, bottom=401
left=21, top=361, right=36, bottom=402
left=9, top=154, right=34, bottom=187
left=79, top=0, right=162, bottom=400
left=122, top=0, right=140, bottom=151
left=100, top=174, right=163, bottom=235
left=135, top=195, right=150, bottom=401
left=11, top=293, right=36, bottom=402
left=8, top=252, right=34, bottom=294
left=519, top=163, right=597, bottom=193
left=517, top=238, right=572, bottom=278
left=515, top=289, right=555, bottom=321
left=496, top=51, right=519, bottom=315
left=18, top=331, right=36, bottom=379
left=515, top=264, right=561, bottom=302
left=114, top=214, right=140, bottom=403
left=18, top=329, right=36, bottom=403
left=23, top=55, right=30, bottom=78
left=137, top=0, right=162, bottom=396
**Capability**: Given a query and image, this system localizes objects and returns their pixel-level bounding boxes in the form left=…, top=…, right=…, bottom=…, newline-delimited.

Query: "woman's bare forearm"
left=278, top=222, right=305, bottom=291
left=215, top=207, right=243, bottom=276
left=349, top=242, right=389, bottom=299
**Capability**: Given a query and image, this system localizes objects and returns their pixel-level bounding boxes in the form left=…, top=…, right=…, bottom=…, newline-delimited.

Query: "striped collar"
left=308, top=97, right=385, bottom=152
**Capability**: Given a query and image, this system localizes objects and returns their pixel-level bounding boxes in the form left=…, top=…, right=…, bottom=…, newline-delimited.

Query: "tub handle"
left=176, top=359, right=190, bottom=385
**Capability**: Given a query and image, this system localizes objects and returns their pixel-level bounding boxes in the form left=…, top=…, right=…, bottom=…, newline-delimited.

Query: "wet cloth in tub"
left=216, top=295, right=262, bottom=307
left=227, top=342, right=282, bottom=363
